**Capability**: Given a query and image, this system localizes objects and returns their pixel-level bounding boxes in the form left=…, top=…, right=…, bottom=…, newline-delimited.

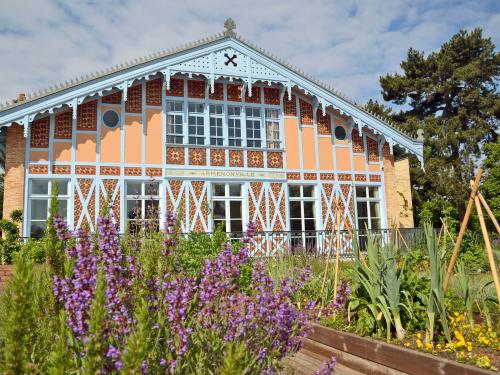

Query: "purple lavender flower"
left=315, top=356, right=336, bottom=374
left=52, top=215, right=72, bottom=241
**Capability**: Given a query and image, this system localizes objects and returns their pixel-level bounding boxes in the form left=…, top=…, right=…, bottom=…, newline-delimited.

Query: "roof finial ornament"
left=224, top=18, right=236, bottom=37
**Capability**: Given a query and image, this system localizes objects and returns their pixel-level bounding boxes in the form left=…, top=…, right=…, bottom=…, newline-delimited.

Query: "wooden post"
left=333, top=202, right=342, bottom=302
left=444, top=169, right=482, bottom=291
left=478, top=192, right=500, bottom=235
left=474, top=195, right=500, bottom=304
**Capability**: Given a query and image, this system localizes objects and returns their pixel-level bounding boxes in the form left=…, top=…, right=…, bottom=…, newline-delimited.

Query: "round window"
left=103, top=110, right=120, bottom=128
left=334, top=126, right=346, bottom=140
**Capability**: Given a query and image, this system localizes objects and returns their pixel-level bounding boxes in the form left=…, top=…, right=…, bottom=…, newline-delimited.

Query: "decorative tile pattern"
left=75, top=165, right=96, bottom=175
left=188, top=80, right=205, bottom=98
left=146, top=167, right=162, bottom=177
left=54, top=111, right=73, bottom=139
left=269, top=183, right=285, bottom=231
left=209, top=82, right=224, bottom=100
left=299, top=99, right=313, bottom=125
left=229, top=150, right=243, bottom=167
left=264, top=87, right=280, bottom=105
left=210, top=149, right=225, bottom=167
left=102, top=91, right=122, bottom=104
left=100, top=166, right=121, bottom=176
left=227, top=84, right=242, bottom=102
left=75, top=178, right=94, bottom=229
left=166, top=180, right=185, bottom=222
left=29, top=164, right=48, bottom=174
left=167, top=147, right=185, bottom=165
left=30, top=117, right=50, bottom=148
left=338, top=173, right=352, bottom=181
left=124, top=167, right=142, bottom=176
left=146, top=78, right=162, bottom=106
left=369, top=175, right=381, bottom=182
left=248, top=182, right=265, bottom=231
left=126, top=85, right=142, bottom=113
left=304, top=172, right=317, bottom=180
left=267, top=151, right=283, bottom=169
left=53, top=165, right=71, bottom=174
left=166, top=78, right=184, bottom=97
left=287, top=172, right=300, bottom=180
left=189, top=181, right=208, bottom=232
left=317, top=109, right=331, bottom=134
left=382, top=143, right=391, bottom=158
left=367, top=137, right=379, bottom=162
left=77, top=100, right=97, bottom=131
left=322, top=184, right=334, bottom=230
left=247, top=150, right=264, bottom=168
left=245, top=86, right=261, bottom=103
left=284, top=94, right=297, bottom=116
left=355, top=174, right=367, bottom=182
left=100, top=179, right=120, bottom=224
left=352, top=131, right=364, bottom=153
left=188, top=148, right=206, bottom=166
left=320, top=173, right=335, bottom=180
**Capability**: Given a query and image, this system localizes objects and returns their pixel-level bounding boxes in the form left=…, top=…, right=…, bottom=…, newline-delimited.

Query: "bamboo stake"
left=333, top=202, right=342, bottom=302
left=440, top=217, right=456, bottom=245
left=478, top=192, right=500, bottom=235
left=474, top=194, right=500, bottom=304
left=444, top=169, right=483, bottom=290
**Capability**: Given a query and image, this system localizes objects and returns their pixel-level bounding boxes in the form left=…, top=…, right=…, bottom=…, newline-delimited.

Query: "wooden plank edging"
left=310, top=325, right=496, bottom=375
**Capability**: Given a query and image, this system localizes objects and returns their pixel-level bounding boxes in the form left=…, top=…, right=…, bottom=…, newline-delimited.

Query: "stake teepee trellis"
left=443, top=169, right=500, bottom=304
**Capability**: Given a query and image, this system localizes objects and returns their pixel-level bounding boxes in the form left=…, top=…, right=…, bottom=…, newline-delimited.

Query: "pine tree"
left=376, top=28, right=500, bottom=221
left=482, top=138, right=500, bottom=224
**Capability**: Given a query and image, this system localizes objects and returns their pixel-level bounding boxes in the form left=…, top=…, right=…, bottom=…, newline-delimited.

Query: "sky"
left=0, top=0, right=499, bottom=107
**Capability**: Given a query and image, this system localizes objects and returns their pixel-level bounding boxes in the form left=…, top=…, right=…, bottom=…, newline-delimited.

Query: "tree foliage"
left=375, top=28, right=500, bottom=221
left=482, top=138, right=500, bottom=222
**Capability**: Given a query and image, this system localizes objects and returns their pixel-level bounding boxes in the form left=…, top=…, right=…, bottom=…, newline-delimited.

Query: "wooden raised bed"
left=292, top=324, right=497, bottom=375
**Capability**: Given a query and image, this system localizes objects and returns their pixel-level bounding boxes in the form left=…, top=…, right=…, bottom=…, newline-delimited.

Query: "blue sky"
left=0, top=0, right=498, bottom=107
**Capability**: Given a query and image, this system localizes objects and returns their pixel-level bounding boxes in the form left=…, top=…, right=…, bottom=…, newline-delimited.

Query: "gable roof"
left=0, top=20, right=423, bottom=163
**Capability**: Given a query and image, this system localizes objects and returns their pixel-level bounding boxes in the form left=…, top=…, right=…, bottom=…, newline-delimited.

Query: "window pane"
left=289, top=201, right=301, bottom=218
left=53, top=181, right=68, bottom=196
left=371, top=219, right=381, bottom=230
left=358, top=218, right=369, bottom=231
left=230, top=220, right=243, bottom=232
left=369, top=202, right=380, bottom=218
left=289, top=185, right=300, bottom=197
left=30, top=222, right=46, bottom=238
left=229, top=201, right=242, bottom=219
left=304, top=219, right=316, bottom=231
left=228, top=184, right=241, bottom=196
left=290, top=219, right=302, bottom=231
left=356, top=187, right=367, bottom=198
left=58, top=200, right=68, bottom=219
left=31, top=200, right=48, bottom=220
left=357, top=202, right=368, bottom=218
left=145, top=200, right=159, bottom=219
left=214, top=220, right=226, bottom=232
left=212, top=184, right=225, bottom=196
left=303, top=186, right=314, bottom=198
left=368, top=187, right=379, bottom=198
left=145, top=182, right=159, bottom=196
left=127, top=182, right=142, bottom=196
left=127, top=199, right=141, bottom=219
left=31, top=180, right=48, bottom=195
left=213, top=201, right=225, bottom=219
left=303, top=202, right=315, bottom=218
left=228, top=106, right=241, bottom=116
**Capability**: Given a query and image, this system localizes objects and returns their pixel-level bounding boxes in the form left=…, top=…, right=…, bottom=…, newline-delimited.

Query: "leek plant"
left=424, top=223, right=451, bottom=343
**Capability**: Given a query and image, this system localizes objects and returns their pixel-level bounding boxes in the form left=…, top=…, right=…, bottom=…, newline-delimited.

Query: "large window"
left=288, top=185, right=316, bottom=249
left=126, top=181, right=160, bottom=232
left=167, top=101, right=184, bottom=144
left=209, top=104, right=224, bottom=146
left=228, top=106, right=242, bottom=147
left=212, top=183, right=243, bottom=233
left=265, top=109, right=280, bottom=149
left=355, top=186, right=381, bottom=231
left=188, top=102, right=205, bottom=145
left=246, top=107, right=262, bottom=148
left=29, top=180, right=69, bottom=238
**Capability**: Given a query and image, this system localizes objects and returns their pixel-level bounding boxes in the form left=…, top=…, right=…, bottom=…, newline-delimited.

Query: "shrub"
left=22, top=238, right=46, bottom=263
left=0, top=219, right=21, bottom=264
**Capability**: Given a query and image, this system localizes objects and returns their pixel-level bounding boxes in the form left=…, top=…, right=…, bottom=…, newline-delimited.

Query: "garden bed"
left=301, top=324, right=497, bottom=375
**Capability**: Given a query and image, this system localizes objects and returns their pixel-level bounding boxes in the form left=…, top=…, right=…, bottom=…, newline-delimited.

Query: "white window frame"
left=28, top=179, right=70, bottom=237
left=245, top=106, right=262, bottom=148
left=288, top=184, right=316, bottom=247
left=265, top=108, right=281, bottom=149
left=355, top=185, right=382, bottom=231
left=166, top=100, right=184, bottom=144
left=188, top=102, right=205, bottom=145
left=227, top=105, right=242, bottom=147
left=211, top=183, right=244, bottom=234
left=125, top=181, right=161, bottom=231
left=209, top=104, right=224, bottom=146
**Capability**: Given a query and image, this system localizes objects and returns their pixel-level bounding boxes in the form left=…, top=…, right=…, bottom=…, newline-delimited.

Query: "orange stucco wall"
left=145, top=108, right=163, bottom=164
left=53, top=142, right=72, bottom=162
left=336, top=147, right=351, bottom=170
left=318, top=137, right=334, bottom=170
left=76, top=133, right=96, bottom=162
left=301, top=127, right=316, bottom=170
left=30, top=150, right=49, bottom=162
left=125, top=115, right=142, bottom=164
left=284, top=117, right=300, bottom=169
left=100, top=106, right=122, bottom=163
left=353, top=155, right=366, bottom=171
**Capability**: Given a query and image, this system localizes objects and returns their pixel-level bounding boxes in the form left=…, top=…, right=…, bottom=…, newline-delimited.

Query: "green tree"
left=376, top=28, right=500, bottom=221
left=482, top=138, right=500, bottom=222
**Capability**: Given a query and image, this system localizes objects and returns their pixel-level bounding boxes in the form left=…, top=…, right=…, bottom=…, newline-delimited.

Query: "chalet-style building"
left=0, top=19, right=423, bottom=255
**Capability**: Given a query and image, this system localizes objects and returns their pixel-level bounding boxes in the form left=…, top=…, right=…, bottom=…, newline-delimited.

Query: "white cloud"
left=0, top=0, right=498, bottom=106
